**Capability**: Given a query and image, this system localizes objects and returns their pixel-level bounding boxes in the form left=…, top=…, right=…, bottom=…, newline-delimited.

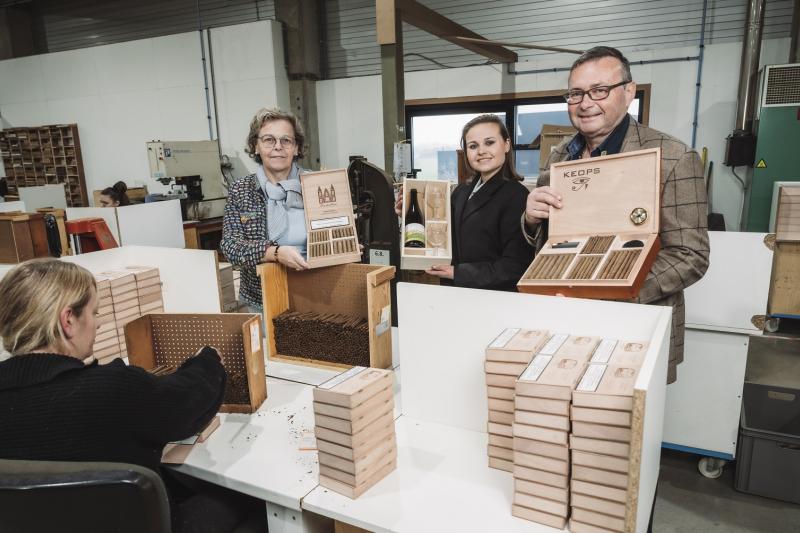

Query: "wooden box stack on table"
left=313, top=367, right=397, bottom=499
left=484, top=328, right=550, bottom=472
left=511, top=334, right=599, bottom=529
left=568, top=341, right=647, bottom=533
left=125, top=266, right=164, bottom=316
left=92, top=273, right=120, bottom=364
left=101, top=271, right=139, bottom=361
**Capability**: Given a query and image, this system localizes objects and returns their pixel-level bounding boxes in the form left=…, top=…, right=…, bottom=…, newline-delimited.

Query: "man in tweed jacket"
left=523, top=47, right=710, bottom=384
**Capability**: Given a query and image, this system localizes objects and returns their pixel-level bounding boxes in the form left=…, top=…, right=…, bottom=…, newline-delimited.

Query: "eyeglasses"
left=258, top=135, right=296, bottom=148
left=564, top=80, right=630, bottom=104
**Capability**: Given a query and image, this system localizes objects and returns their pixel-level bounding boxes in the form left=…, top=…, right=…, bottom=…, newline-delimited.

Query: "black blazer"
left=450, top=173, right=534, bottom=291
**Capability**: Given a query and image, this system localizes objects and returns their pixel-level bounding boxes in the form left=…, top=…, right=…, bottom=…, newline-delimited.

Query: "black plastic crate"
left=735, top=382, right=800, bottom=504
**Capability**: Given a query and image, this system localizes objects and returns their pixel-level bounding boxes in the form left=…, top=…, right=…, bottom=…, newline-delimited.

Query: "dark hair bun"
left=113, top=181, right=128, bottom=194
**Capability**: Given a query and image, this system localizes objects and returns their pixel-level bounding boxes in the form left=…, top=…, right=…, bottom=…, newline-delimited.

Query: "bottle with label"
left=404, top=189, right=425, bottom=248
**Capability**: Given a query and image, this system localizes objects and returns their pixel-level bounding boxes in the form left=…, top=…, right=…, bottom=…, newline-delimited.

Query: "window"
left=406, top=87, right=648, bottom=182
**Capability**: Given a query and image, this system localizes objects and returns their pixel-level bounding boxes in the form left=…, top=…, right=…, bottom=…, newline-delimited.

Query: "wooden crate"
left=0, top=212, right=49, bottom=263
left=768, top=186, right=800, bottom=316
left=258, top=262, right=394, bottom=369
left=125, top=313, right=266, bottom=413
left=518, top=148, right=661, bottom=299
left=400, top=178, right=452, bottom=271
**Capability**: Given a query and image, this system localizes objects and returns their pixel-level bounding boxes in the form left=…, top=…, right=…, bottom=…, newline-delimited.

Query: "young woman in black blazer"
left=425, top=114, right=533, bottom=291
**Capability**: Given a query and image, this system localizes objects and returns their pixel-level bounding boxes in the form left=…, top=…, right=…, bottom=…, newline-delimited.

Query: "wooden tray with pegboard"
left=124, top=313, right=266, bottom=413
left=300, top=168, right=362, bottom=269
left=257, top=262, right=395, bottom=370
left=518, top=148, right=661, bottom=299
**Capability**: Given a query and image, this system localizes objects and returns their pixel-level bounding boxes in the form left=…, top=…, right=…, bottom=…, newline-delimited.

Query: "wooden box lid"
left=300, top=168, right=355, bottom=233
left=549, top=148, right=661, bottom=238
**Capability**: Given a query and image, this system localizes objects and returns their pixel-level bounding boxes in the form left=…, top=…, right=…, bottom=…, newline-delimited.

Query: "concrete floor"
left=654, top=450, right=800, bottom=532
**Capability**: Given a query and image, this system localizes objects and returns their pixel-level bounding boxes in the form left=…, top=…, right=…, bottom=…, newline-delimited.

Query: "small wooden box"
left=518, top=148, right=662, bottom=299
left=300, top=168, right=362, bottom=269
left=125, top=313, right=266, bottom=413
left=258, top=262, right=395, bottom=369
left=768, top=186, right=800, bottom=316
left=0, top=212, right=49, bottom=263
left=400, top=178, right=452, bottom=271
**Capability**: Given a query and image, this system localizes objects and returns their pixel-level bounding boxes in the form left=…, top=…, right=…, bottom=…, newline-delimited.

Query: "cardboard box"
left=300, top=168, right=362, bottom=269
left=518, top=148, right=662, bottom=299
left=400, top=178, right=452, bottom=271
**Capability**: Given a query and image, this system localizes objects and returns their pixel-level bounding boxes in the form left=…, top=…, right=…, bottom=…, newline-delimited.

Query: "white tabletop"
left=301, top=416, right=567, bottom=533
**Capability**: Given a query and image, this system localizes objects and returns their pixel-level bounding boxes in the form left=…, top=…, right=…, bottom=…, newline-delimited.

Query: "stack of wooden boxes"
left=126, top=266, right=164, bottom=317
left=484, top=329, right=550, bottom=472
left=568, top=341, right=647, bottom=533
left=313, top=367, right=397, bottom=498
left=218, top=262, right=237, bottom=312
left=92, top=274, right=119, bottom=364
left=511, top=335, right=599, bottom=529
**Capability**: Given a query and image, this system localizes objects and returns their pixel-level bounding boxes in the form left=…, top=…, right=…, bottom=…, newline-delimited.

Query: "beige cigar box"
left=400, top=178, right=452, bottom=271
left=488, top=456, right=514, bottom=472
left=486, top=373, right=518, bottom=388
left=97, top=354, right=121, bottom=365
left=571, top=507, right=625, bottom=532
left=513, top=436, right=569, bottom=461
left=94, top=328, right=117, bottom=343
left=317, top=424, right=395, bottom=460
left=99, top=270, right=136, bottom=290
left=571, top=479, right=627, bottom=503
left=513, top=423, right=567, bottom=445
left=97, top=287, right=111, bottom=299
left=514, top=395, right=570, bottom=416
left=571, top=405, right=632, bottom=427
left=113, top=297, right=140, bottom=312
left=571, top=492, right=626, bottom=519
left=556, top=335, right=602, bottom=360
left=514, top=491, right=568, bottom=517
left=138, top=292, right=163, bottom=306
left=313, top=385, right=393, bottom=421
left=139, top=301, right=164, bottom=314
left=513, top=464, right=569, bottom=488
left=161, top=416, right=220, bottom=464
left=318, top=433, right=395, bottom=476
left=518, top=148, right=662, bottom=299
left=489, top=433, right=513, bottom=449
left=511, top=504, right=566, bottom=529
left=93, top=336, right=119, bottom=352
left=569, top=518, right=621, bottom=533
left=572, top=421, right=632, bottom=443
left=110, top=282, right=137, bottom=296
left=314, top=367, right=393, bottom=408
left=484, top=360, right=528, bottom=377
left=137, top=283, right=163, bottom=297
left=488, top=445, right=513, bottom=462
left=98, top=303, right=114, bottom=315
left=515, top=410, right=569, bottom=431
left=314, top=402, right=393, bottom=435
left=572, top=449, right=629, bottom=474
left=114, top=307, right=141, bottom=322
left=301, top=168, right=362, bottom=269
left=319, top=447, right=396, bottom=487
left=488, top=397, right=514, bottom=413
left=319, top=451, right=397, bottom=499
left=96, top=313, right=116, bottom=327
left=570, top=435, right=631, bottom=459
left=96, top=321, right=116, bottom=334
left=515, top=478, right=569, bottom=503
left=607, top=340, right=648, bottom=365
left=572, top=367, right=643, bottom=411
left=124, top=266, right=160, bottom=281
left=487, top=421, right=513, bottom=437
left=488, top=410, right=513, bottom=425
left=485, top=328, right=550, bottom=363
left=486, top=385, right=514, bottom=401
left=572, top=464, right=628, bottom=490
left=516, top=349, right=592, bottom=401
left=513, top=450, right=568, bottom=475
left=315, top=415, right=395, bottom=449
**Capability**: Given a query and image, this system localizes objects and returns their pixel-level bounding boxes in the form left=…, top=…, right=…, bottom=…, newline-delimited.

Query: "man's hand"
left=425, top=264, right=454, bottom=280
left=524, top=186, right=562, bottom=226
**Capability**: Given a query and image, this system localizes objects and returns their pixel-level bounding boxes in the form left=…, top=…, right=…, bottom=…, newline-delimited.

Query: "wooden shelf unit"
left=0, top=124, right=89, bottom=207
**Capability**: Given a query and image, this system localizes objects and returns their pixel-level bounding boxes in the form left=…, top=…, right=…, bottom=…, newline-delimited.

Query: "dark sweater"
left=0, top=347, right=226, bottom=473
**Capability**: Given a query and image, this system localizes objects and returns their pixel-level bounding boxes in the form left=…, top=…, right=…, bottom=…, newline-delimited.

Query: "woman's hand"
left=277, top=245, right=310, bottom=270
left=524, top=186, right=562, bottom=226
left=394, top=184, right=404, bottom=216
left=425, top=264, right=454, bottom=280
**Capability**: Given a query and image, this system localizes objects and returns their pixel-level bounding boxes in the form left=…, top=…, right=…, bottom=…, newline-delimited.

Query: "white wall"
left=0, top=20, right=288, bottom=204
left=316, top=38, right=792, bottom=231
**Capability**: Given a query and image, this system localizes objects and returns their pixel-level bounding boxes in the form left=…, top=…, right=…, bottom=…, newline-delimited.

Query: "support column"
left=377, top=0, right=405, bottom=175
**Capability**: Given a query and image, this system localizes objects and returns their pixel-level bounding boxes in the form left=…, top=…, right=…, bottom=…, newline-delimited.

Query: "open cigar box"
left=518, top=148, right=662, bottom=299
left=400, top=178, right=452, bottom=271
left=300, top=168, right=362, bottom=268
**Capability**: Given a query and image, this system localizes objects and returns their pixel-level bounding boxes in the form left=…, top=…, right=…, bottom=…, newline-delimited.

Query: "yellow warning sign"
left=756, top=159, right=767, bottom=169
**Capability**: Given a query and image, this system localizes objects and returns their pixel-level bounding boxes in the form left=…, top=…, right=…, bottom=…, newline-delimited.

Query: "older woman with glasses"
left=221, top=108, right=311, bottom=313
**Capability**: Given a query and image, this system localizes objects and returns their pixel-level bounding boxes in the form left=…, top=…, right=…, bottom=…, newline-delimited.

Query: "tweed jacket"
left=524, top=116, right=710, bottom=383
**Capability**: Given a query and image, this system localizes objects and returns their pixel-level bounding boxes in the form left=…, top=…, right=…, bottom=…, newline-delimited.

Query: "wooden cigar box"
left=572, top=421, right=632, bottom=443
left=488, top=397, right=514, bottom=413
left=573, top=361, right=645, bottom=411
left=319, top=450, right=397, bottom=499
left=318, top=433, right=396, bottom=476
left=513, top=422, right=568, bottom=445
left=487, top=385, right=514, bottom=401
left=314, top=367, right=393, bottom=408
left=571, top=479, right=627, bottom=503
left=487, top=421, right=513, bottom=437
left=572, top=464, right=628, bottom=490
left=315, top=415, right=394, bottom=449
left=485, top=373, right=518, bottom=388
left=400, top=178, right=452, bottom=270
left=489, top=433, right=513, bottom=449
left=514, top=479, right=569, bottom=504
left=138, top=292, right=163, bottom=306
left=93, top=336, right=119, bottom=352
left=515, top=396, right=570, bottom=416
left=511, top=504, right=566, bottom=529
left=485, top=328, right=550, bottom=363
left=96, top=321, right=116, bottom=335
left=488, top=456, right=513, bottom=472
left=608, top=340, right=648, bottom=366
left=488, top=445, right=513, bottom=462
left=137, top=283, right=163, bottom=297
left=513, top=450, right=568, bottom=475
left=555, top=335, right=602, bottom=360
left=569, top=518, right=621, bottom=533
left=571, top=405, right=632, bottom=427
left=572, top=450, right=629, bottom=474
left=518, top=148, right=662, bottom=299
left=484, top=360, right=528, bottom=377
left=94, top=328, right=117, bottom=343
left=570, top=435, right=631, bottom=459
left=571, top=492, right=627, bottom=518
left=314, top=402, right=394, bottom=435
left=513, top=491, right=568, bottom=517
left=0, top=212, right=49, bottom=263
left=317, top=424, right=395, bottom=460
left=96, top=313, right=116, bottom=327
left=516, top=351, right=591, bottom=401
left=113, top=297, right=140, bottom=312
left=513, top=464, right=569, bottom=488
left=515, top=410, right=569, bottom=431
left=513, top=436, right=569, bottom=461
left=488, top=410, right=513, bottom=425
left=139, top=301, right=164, bottom=314
left=124, top=266, right=159, bottom=282
left=571, top=507, right=625, bottom=532
left=300, top=168, right=362, bottom=269
left=313, top=385, right=393, bottom=421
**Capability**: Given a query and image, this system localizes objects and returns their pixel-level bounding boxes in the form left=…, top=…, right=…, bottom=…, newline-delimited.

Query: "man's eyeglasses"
left=563, top=80, right=630, bottom=104
left=259, top=135, right=296, bottom=148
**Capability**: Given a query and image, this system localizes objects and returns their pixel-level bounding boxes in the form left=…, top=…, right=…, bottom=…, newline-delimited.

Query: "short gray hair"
left=245, top=107, right=306, bottom=164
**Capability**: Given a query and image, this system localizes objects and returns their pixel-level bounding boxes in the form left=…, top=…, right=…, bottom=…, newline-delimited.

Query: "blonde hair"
left=0, top=259, right=96, bottom=356
left=244, top=107, right=306, bottom=164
